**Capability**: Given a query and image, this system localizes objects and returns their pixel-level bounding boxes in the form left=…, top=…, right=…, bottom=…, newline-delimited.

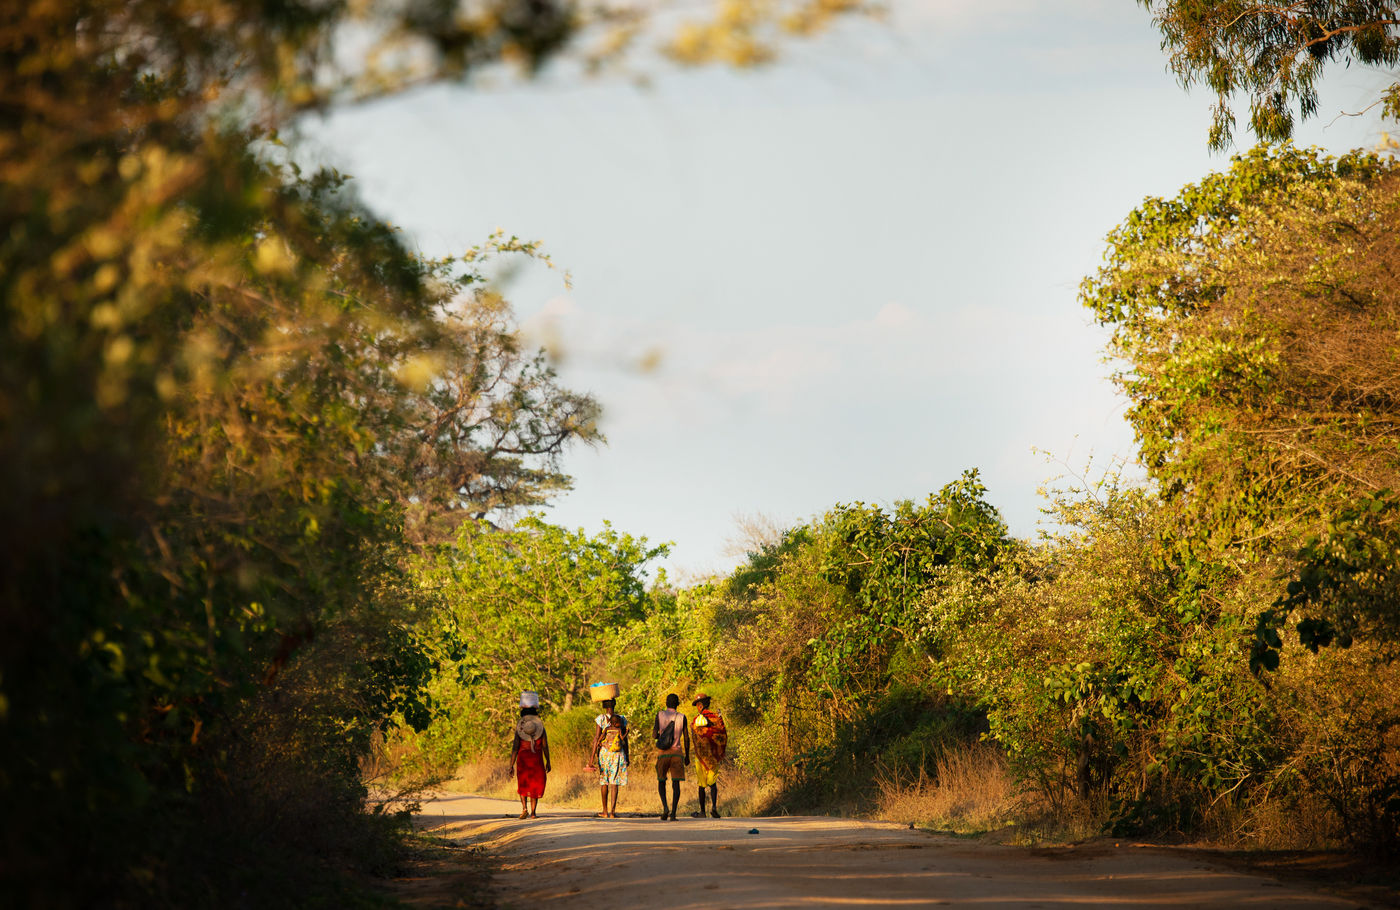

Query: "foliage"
left=1139, top=0, right=1400, bottom=148
left=1278, top=651, right=1400, bottom=853
left=1082, top=145, right=1400, bottom=647
left=1079, top=145, right=1400, bottom=850
left=811, top=470, right=1011, bottom=709
left=918, top=484, right=1176, bottom=803
left=663, top=0, right=872, bottom=66
left=671, top=473, right=1010, bottom=805
left=399, top=517, right=668, bottom=769
left=0, top=0, right=695, bottom=902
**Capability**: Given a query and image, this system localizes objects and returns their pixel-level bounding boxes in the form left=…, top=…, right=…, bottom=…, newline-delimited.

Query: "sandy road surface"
left=416, top=792, right=1366, bottom=910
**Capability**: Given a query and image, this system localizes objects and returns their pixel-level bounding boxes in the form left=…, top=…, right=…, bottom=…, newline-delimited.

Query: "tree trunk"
left=1076, top=732, right=1094, bottom=801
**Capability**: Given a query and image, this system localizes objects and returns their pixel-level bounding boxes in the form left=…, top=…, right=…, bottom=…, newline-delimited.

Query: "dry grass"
left=874, top=743, right=1035, bottom=835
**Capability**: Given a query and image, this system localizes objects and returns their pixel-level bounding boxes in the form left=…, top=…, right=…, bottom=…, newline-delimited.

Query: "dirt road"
left=416, top=792, right=1367, bottom=909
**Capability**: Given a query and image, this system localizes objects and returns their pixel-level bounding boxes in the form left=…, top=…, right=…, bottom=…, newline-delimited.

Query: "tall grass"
left=874, top=743, right=1042, bottom=835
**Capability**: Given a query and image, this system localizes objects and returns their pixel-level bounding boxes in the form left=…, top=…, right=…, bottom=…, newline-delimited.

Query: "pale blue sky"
left=303, top=0, right=1392, bottom=577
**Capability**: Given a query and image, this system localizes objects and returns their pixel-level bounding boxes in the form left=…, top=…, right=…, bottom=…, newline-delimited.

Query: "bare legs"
left=695, top=783, right=719, bottom=818
left=598, top=784, right=620, bottom=818
left=519, top=795, right=539, bottom=819
left=657, top=779, right=680, bottom=819
left=605, top=784, right=620, bottom=817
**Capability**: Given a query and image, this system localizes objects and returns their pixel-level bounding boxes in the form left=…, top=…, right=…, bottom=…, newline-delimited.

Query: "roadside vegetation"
left=390, top=146, right=1400, bottom=858
left=5, top=1, right=1400, bottom=908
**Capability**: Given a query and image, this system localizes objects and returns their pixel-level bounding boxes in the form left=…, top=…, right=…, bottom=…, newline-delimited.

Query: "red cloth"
left=516, top=739, right=547, bottom=798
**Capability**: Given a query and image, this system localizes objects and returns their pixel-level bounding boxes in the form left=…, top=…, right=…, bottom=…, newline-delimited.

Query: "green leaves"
left=1140, top=0, right=1400, bottom=149
left=1267, top=490, right=1400, bottom=662
left=403, top=517, right=668, bottom=764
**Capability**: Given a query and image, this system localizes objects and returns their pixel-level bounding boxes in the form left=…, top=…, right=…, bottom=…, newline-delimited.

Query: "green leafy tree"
left=683, top=474, right=1007, bottom=801
left=813, top=470, right=1010, bottom=698
left=1081, top=145, right=1400, bottom=651
left=1081, top=144, right=1400, bottom=849
left=407, top=517, right=668, bottom=765
left=917, top=485, right=1170, bottom=802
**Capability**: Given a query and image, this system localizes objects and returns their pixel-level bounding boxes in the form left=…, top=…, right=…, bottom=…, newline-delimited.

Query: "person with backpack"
left=690, top=693, right=727, bottom=818
left=510, top=691, right=551, bottom=819
left=652, top=693, right=690, bottom=820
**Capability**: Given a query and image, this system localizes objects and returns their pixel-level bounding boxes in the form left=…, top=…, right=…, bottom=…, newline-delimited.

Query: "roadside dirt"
left=404, top=792, right=1390, bottom=909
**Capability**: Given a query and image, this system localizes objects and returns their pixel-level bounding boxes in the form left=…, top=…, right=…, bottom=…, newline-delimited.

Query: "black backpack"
left=655, top=717, right=676, bottom=750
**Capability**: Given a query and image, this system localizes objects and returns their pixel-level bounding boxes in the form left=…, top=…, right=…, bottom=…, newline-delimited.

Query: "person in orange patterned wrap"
left=510, top=691, right=550, bottom=819
left=689, top=693, right=726, bottom=818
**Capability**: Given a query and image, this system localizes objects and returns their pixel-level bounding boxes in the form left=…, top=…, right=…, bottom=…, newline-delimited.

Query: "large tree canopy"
left=1081, top=144, right=1400, bottom=657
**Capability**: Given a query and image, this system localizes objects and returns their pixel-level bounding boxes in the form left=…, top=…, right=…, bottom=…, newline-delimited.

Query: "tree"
left=1, top=0, right=866, bottom=903
left=1138, top=0, right=1400, bottom=149
left=386, top=271, right=604, bottom=543
left=407, top=517, right=667, bottom=763
left=1081, top=145, right=1400, bottom=643
left=1081, top=145, right=1400, bottom=849
left=916, top=484, right=1184, bottom=807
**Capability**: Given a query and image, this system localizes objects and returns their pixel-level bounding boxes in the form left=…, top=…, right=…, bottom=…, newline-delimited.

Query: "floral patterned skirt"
left=597, top=749, right=628, bottom=786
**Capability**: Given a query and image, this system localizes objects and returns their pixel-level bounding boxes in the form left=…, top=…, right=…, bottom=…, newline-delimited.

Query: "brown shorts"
left=655, top=753, right=686, bottom=781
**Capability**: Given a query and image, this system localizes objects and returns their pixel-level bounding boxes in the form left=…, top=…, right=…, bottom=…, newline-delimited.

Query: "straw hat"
left=516, top=715, right=545, bottom=742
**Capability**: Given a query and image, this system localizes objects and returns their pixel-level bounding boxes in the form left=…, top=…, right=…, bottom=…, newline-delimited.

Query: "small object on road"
left=747, top=827, right=759, bottom=834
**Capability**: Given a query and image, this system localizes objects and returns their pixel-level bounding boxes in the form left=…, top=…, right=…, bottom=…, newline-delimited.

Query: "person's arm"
left=682, top=715, right=690, bottom=764
left=510, top=733, right=520, bottom=769
left=542, top=731, right=552, bottom=774
left=589, top=723, right=602, bottom=767
left=621, top=725, right=630, bottom=763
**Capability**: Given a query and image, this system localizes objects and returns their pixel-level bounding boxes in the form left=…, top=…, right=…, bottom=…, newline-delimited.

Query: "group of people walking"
left=508, top=690, right=728, bottom=821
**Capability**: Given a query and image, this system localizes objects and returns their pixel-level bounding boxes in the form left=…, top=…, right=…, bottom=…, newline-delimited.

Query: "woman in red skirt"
left=510, top=691, right=551, bottom=818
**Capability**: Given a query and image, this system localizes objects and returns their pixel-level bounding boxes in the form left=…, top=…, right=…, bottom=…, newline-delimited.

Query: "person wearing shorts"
left=652, top=693, right=690, bottom=820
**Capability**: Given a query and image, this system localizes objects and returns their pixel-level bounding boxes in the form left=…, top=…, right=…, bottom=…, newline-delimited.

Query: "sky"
left=300, top=0, right=1393, bottom=578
